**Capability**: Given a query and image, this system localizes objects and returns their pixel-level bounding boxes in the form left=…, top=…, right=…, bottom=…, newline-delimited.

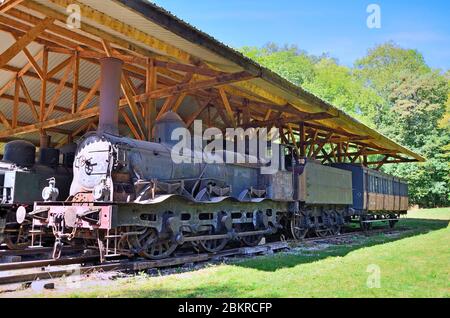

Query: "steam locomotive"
left=0, top=140, right=73, bottom=249
left=24, top=58, right=408, bottom=261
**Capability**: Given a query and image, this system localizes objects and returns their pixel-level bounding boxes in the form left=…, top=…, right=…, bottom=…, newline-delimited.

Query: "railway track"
left=0, top=227, right=407, bottom=287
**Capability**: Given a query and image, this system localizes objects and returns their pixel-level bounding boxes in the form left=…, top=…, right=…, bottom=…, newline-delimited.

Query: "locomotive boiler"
left=0, top=139, right=73, bottom=249
left=27, top=57, right=407, bottom=261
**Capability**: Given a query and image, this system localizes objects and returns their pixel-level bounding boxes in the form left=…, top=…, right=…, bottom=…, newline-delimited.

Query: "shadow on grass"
left=234, top=218, right=449, bottom=272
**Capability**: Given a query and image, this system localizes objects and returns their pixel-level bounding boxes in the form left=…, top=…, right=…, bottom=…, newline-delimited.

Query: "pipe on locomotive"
left=98, top=57, right=124, bottom=135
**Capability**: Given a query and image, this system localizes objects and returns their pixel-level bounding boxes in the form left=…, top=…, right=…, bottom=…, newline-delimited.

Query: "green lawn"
left=38, top=208, right=450, bottom=298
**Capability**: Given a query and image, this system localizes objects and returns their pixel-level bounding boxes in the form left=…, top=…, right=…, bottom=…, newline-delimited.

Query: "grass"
left=24, top=208, right=450, bottom=298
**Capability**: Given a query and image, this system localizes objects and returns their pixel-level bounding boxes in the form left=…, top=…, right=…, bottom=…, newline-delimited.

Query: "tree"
left=240, top=42, right=449, bottom=207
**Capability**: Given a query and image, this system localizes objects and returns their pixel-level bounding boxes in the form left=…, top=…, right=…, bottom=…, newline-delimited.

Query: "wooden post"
left=299, top=122, right=306, bottom=158
left=39, top=47, right=48, bottom=122
left=12, top=76, right=19, bottom=128
left=145, top=57, right=157, bottom=141
left=72, top=51, right=79, bottom=114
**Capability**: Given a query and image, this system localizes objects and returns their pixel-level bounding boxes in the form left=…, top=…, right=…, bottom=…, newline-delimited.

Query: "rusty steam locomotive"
left=23, top=58, right=408, bottom=261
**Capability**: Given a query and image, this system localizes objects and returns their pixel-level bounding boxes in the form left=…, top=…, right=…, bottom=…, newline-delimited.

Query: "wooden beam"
left=72, top=51, right=80, bottom=113
left=0, top=107, right=99, bottom=138
left=218, top=88, right=236, bottom=128
left=288, top=126, right=300, bottom=156
left=120, top=109, right=141, bottom=140
left=311, top=133, right=333, bottom=159
left=12, top=77, right=19, bottom=128
left=39, top=0, right=192, bottom=63
left=0, top=111, right=12, bottom=129
left=17, top=77, right=39, bottom=121
left=172, top=93, right=187, bottom=112
left=45, top=60, right=73, bottom=120
left=133, top=71, right=254, bottom=103
left=145, top=58, right=157, bottom=140
left=0, top=0, right=25, bottom=13
left=186, top=98, right=211, bottom=128
left=39, top=47, right=48, bottom=122
left=2, top=64, right=97, bottom=96
left=47, top=56, right=73, bottom=79
left=121, top=75, right=146, bottom=139
left=11, top=32, right=46, bottom=81
left=77, top=78, right=101, bottom=112
left=0, top=93, right=69, bottom=115
left=0, top=17, right=54, bottom=70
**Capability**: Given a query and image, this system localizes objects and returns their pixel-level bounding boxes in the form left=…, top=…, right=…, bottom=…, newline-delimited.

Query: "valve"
left=42, top=177, right=59, bottom=202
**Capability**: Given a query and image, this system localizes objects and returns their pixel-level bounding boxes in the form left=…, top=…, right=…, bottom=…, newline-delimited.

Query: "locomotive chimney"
left=98, top=57, right=123, bottom=135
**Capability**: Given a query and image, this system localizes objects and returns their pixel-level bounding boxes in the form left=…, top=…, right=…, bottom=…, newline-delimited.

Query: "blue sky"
left=151, top=0, right=450, bottom=70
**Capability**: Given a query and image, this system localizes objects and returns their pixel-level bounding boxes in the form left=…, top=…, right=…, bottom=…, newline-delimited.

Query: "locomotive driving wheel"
left=290, top=214, right=308, bottom=240
left=4, top=225, right=30, bottom=250
left=196, top=227, right=228, bottom=253
left=129, top=227, right=178, bottom=260
left=238, top=224, right=264, bottom=247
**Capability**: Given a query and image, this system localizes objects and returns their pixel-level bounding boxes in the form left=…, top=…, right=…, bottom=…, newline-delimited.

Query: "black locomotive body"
left=26, top=58, right=408, bottom=261
left=0, top=140, right=73, bottom=249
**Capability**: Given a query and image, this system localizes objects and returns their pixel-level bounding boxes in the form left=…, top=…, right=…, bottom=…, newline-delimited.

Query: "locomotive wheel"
left=238, top=224, right=264, bottom=247
left=290, top=214, right=308, bottom=240
left=314, top=227, right=330, bottom=238
left=330, top=225, right=341, bottom=235
left=197, top=228, right=228, bottom=253
left=360, top=218, right=372, bottom=231
left=4, top=226, right=30, bottom=250
left=388, top=214, right=398, bottom=229
left=130, top=227, right=178, bottom=260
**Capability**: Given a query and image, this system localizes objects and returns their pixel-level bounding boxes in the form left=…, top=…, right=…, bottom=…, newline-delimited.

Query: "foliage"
left=239, top=42, right=450, bottom=208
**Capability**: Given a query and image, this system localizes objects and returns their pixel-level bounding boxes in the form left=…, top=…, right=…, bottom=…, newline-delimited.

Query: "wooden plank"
left=18, top=77, right=39, bottom=121
left=0, top=0, right=25, bottom=13
left=0, top=17, right=54, bottom=70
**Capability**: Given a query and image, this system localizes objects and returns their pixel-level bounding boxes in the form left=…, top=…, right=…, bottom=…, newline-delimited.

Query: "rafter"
left=31, top=0, right=191, bottom=63
left=17, top=77, right=39, bottom=121
left=0, top=17, right=54, bottom=69
left=0, top=0, right=25, bottom=13
left=45, top=59, right=73, bottom=120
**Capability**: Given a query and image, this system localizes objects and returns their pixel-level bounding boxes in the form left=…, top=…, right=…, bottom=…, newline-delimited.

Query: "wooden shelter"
left=0, top=0, right=425, bottom=169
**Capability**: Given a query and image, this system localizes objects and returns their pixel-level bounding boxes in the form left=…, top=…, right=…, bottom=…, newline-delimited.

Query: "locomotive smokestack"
left=98, top=57, right=123, bottom=135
